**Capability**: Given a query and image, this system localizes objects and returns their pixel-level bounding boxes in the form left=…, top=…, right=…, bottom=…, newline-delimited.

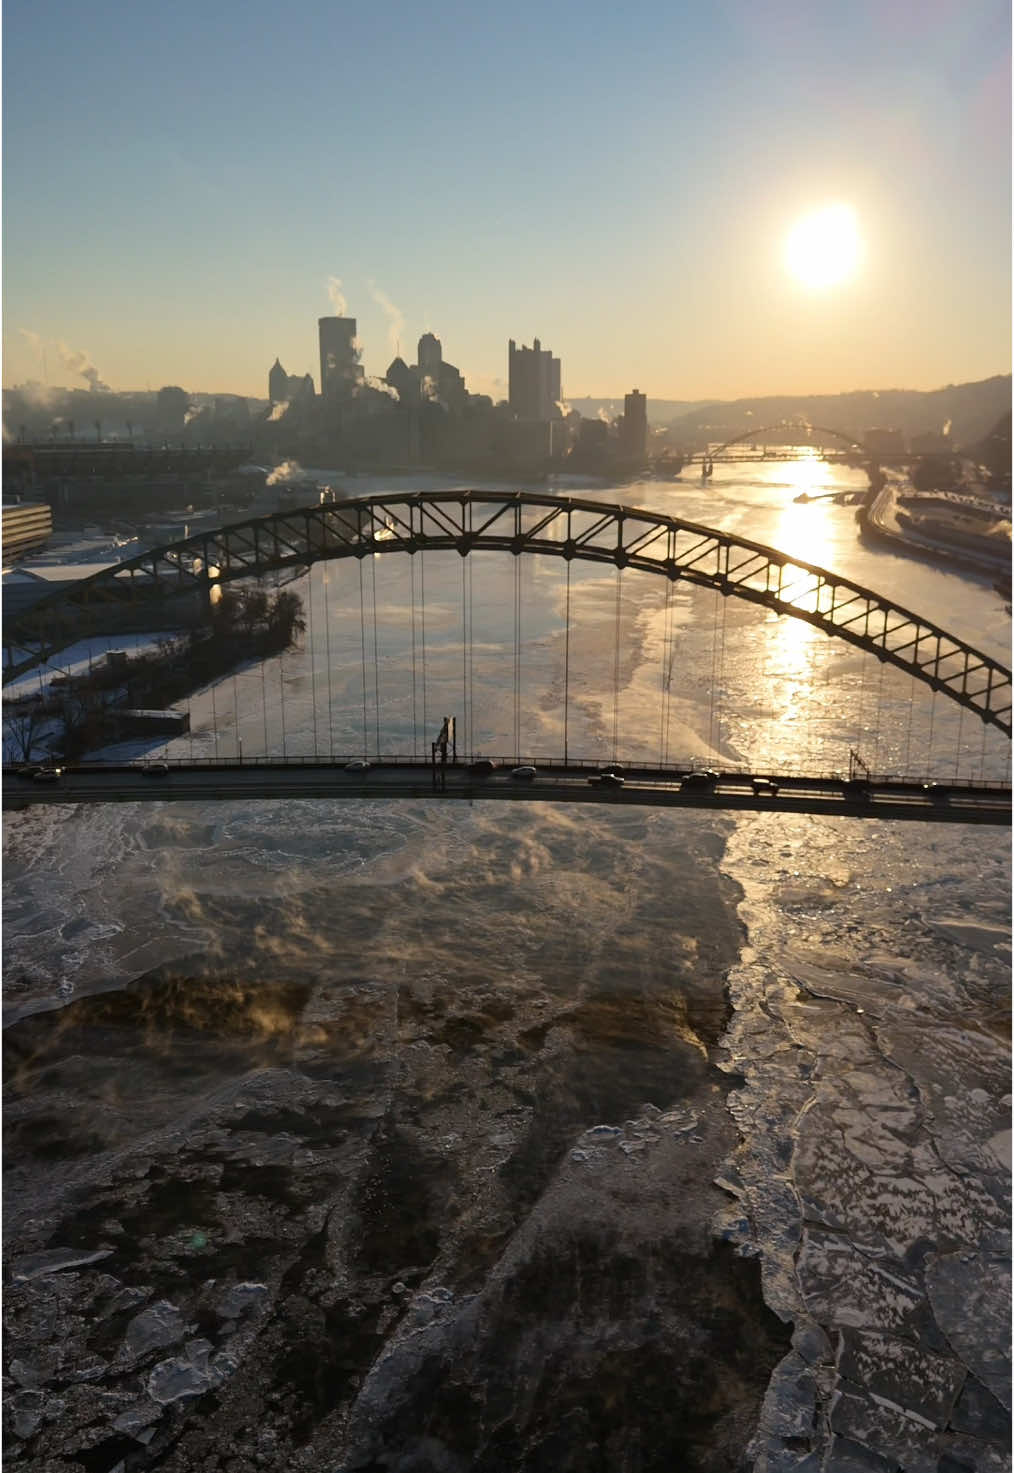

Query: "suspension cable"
left=856, top=648, right=869, bottom=758
left=716, top=590, right=728, bottom=764
left=564, top=559, right=571, bottom=766
left=979, top=718, right=988, bottom=781
left=420, top=550, right=428, bottom=743
left=902, top=673, right=915, bottom=778
left=926, top=688, right=937, bottom=778
left=953, top=705, right=965, bottom=782
left=410, top=554, right=418, bottom=756
left=260, top=647, right=269, bottom=756
left=210, top=676, right=219, bottom=762
left=513, top=555, right=522, bottom=763
left=659, top=577, right=671, bottom=767
left=468, top=555, right=474, bottom=758
left=306, top=568, right=317, bottom=758
left=370, top=550, right=381, bottom=757
left=871, top=660, right=886, bottom=772
left=708, top=589, right=720, bottom=757
left=232, top=668, right=241, bottom=762
left=358, top=556, right=369, bottom=757
left=461, top=554, right=469, bottom=760
left=279, top=649, right=287, bottom=758
left=612, top=567, right=622, bottom=762
left=323, top=566, right=334, bottom=757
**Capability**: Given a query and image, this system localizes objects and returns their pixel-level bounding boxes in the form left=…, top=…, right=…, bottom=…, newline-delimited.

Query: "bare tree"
left=4, top=708, right=46, bottom=763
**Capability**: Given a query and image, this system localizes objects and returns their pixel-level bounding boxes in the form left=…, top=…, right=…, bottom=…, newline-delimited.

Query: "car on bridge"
left=681, top=769, right=719, bottom=790
left=468, top=759, right=497, bottom=775
left=510, top=765, right=537, bottom=781
left=344, top=759, right=371, bottom=772
left=589, top=772, right=625, bottom=788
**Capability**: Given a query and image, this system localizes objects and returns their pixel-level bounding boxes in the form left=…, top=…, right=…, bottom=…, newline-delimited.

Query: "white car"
left=510, top=765, right=537, bottom=781
left=344, top=759, right=371, bottom=772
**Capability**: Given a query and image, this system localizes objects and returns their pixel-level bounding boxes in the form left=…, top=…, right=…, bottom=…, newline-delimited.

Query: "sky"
left=3, top=0, right=1010, bottom=403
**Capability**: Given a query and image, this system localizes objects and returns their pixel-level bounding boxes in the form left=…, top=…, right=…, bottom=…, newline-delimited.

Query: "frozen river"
left=3, top=459, right=1010, bottom=1471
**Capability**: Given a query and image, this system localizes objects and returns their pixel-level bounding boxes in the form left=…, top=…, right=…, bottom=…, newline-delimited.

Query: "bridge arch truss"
left=709, top=422, right=869, bottom=458
left=4, top=491, right=1010, bottom=737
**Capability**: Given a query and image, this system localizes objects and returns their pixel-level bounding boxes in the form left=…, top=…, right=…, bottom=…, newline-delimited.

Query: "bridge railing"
left=10, top=754, right=1009, bottom=792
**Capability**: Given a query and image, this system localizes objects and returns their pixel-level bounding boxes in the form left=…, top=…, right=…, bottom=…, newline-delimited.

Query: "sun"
left=785, top=204, right=862, bottom=289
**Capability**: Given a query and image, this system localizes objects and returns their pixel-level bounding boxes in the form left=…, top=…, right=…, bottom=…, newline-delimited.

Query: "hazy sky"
left=3, top=0, right=1010, bottom=402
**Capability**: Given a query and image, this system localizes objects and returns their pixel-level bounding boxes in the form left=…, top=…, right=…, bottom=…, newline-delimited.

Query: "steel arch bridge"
left=4, top=490, right=1011, bottom=737
left=708, top=422, right=869, bottom=458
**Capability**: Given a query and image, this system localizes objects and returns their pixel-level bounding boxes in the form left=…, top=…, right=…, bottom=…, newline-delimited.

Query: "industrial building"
left=2, top=500, right=53, bottom=561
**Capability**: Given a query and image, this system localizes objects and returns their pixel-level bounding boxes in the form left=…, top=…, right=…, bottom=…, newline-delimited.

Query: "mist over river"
left=4, top=461, right=1010, bottom=1471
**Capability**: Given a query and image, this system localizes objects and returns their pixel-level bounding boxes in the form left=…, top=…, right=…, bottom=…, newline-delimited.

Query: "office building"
left=319, top=317, right=362, bottom=403
left=508, top=338, right=561, bottom=422
left=620, top=389, right=648, bottom=459
left=268, top=360, right=315, bottom=406
left=417, top=333, right=442, bottom=384
left=269, top=358, right=289, bottom=405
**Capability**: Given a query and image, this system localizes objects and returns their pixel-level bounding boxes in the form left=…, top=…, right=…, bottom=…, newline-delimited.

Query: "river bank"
left=859, top=480, right=1011, bottom=589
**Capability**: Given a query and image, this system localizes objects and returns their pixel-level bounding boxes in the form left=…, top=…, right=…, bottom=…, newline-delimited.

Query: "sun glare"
left=785, top=204, right=861, bottom=289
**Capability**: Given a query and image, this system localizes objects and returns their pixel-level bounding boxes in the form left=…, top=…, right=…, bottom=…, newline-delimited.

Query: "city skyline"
left=3, top=0, right=1010, bottom=402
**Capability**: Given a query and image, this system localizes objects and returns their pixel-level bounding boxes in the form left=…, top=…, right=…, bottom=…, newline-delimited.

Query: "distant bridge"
left=707, top=422, right=870, bottom=459
left=3, top=442, right=254, bottom=480
left=5, top=491, right=1010, bottom=739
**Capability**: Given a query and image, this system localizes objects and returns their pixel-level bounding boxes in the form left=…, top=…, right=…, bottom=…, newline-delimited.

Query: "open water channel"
left=3, top=460, right=1010, bottom=1471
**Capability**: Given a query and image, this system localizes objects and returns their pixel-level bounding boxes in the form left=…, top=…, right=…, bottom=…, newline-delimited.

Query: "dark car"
left=143, top=761, right=170, bottom=776
left=681, top=769, right=719, bottom=789
left=468, top=758, right=497, bottom=775
left=31, top=766, right=63, bottom=784
left=841, top=778, right=871, bottom=801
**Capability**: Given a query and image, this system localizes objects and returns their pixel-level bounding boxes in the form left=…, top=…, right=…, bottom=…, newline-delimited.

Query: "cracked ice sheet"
left=717, top=812, right=1011, bottom=1472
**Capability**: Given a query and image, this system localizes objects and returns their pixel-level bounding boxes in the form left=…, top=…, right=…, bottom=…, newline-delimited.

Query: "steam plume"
left=364, top=376, right=399, bottom=401
left=268, top=401, right=290, bottom=422
left=57, top=340, right=110, bottom=392
left=368, top=280, right=406, bottom=357
left=267, top=459, right=305, bottom=486
left=327, top=276, right=348, bottom=316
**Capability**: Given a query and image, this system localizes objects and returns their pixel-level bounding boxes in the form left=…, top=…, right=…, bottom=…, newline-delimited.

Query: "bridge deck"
left=4, top=760, right=1010, bottom=825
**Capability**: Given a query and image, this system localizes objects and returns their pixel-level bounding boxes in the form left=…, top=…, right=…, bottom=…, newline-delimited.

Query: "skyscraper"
left=318, top=317, right=361, bottom=403
left=417, top=332, right=442, bottom=385
left=508, top=338, right=561, bottom=421
left=269, top=358, right=289, bottom=405
left=620, top=389, right=648, bottom=459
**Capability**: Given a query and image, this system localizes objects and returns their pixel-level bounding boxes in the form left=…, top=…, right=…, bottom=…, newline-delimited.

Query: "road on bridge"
left=4, top=761, right=1010, bottom=825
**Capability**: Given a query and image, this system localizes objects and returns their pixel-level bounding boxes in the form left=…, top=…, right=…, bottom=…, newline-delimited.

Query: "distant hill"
left=568, top=377, right=1011, bottom=448
left=659, top=376, right=1012, bottom=450
left=568, top=397, right=719, bottom=426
